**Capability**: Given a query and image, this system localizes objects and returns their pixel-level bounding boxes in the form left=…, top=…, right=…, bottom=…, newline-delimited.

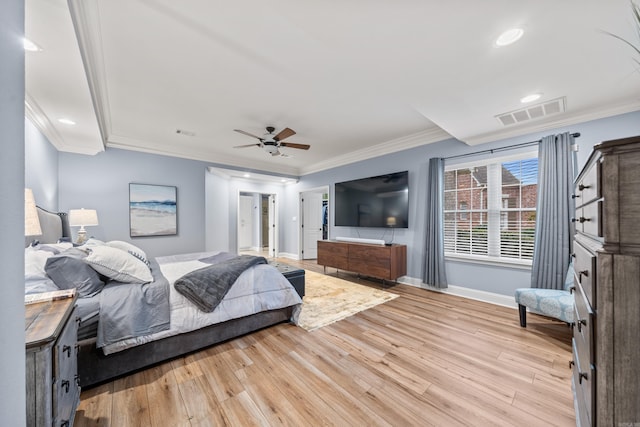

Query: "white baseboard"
left=277, top=252, right=300, bottom=260
left=397, top=276, right=517, bottom=309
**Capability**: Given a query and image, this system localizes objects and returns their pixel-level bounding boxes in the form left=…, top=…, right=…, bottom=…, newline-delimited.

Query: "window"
left=444, top=153, right=538, bottom=263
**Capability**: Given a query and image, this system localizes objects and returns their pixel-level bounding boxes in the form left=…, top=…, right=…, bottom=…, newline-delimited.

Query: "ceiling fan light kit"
left=234, top=126, right=310, bottom=158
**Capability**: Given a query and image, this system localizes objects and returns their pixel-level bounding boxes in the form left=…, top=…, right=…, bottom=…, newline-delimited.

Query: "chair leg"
left=518, top=304, right=527, bottom=327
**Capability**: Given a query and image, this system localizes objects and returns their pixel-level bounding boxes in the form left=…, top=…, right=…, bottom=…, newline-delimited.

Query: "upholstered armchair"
left=514, top=263, right=575, bottom=327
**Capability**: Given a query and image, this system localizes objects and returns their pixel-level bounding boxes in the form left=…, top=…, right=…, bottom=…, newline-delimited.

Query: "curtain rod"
left=444, top=132, right=581, bottom=161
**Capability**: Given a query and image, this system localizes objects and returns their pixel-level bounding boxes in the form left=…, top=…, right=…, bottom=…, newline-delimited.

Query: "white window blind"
left=444, top=154, right=538, bottom=262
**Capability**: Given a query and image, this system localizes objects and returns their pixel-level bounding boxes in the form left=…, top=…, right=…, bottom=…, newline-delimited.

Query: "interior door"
left=302, top=191, right=323, bottom=259
left=238, top=195, right=253, bottom=250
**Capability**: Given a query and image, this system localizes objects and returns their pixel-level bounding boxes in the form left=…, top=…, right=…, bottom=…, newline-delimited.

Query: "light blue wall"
left=59, top=148, right=210, bottom=258
left=205, top=171, right=230, bottom=252
left=288, top=110, right=640, bottom=296
left=25, top=118, right=59, bottom=210
left=1, top=0, right=26, bottom=423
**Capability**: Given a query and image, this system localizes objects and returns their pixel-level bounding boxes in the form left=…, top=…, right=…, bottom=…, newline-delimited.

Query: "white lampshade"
left=25, top=188, right=42, bottom=237
left=69, top=208, right=99, bottom=227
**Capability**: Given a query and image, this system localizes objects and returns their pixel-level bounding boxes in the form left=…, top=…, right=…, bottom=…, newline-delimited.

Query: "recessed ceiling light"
left=243, top=173, right=251, bottom=178
left=520, top=93, right=542, bottom=103
left=58, top=118, right=76, bottom=125
left=495, top=28, right=524, bottom=46
left=23, top=38, right=41, bottom=52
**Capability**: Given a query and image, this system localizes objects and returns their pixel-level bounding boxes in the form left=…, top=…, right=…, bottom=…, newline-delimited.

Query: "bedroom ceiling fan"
left=233, top=126, right=310, bottom=157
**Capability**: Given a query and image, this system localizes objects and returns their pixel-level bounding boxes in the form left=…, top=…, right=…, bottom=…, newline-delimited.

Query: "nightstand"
left=25, top=294, right=80, bottom=427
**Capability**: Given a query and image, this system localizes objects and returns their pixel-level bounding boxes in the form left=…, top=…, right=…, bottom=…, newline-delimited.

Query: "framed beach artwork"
left=129, top=183, right=177, bottom=237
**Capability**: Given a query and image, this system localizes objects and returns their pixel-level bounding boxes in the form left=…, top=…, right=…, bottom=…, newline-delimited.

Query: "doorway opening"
left=238, top=192, right=277, bottom=258
left=299, top=186, right=329, bottom=260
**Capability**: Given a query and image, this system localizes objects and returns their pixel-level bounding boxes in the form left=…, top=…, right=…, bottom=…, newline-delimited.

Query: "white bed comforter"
left=102, top=251, right=302, bottom=355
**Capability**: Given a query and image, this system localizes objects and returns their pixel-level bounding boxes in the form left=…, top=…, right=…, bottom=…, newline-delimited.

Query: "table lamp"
left=69, top=208, right=99, bottom=244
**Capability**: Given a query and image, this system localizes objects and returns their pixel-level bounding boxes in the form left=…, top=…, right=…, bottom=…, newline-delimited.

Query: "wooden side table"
left=25, top=294, right=80, bottom=427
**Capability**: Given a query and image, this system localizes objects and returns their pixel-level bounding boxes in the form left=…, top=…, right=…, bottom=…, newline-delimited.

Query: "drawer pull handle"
left=61, top=421, right=70, bottom=427
left=63, top=345, right=71, bottom=357
left=578, top=270, right=589, bottom=281
left=578, top=184, right=591, bottom=191
left=579, top=372, right=588, bottom=384
left=571, top=194, right=580, bottom=199
left=61, top=379, right=70, bottom=393
left=578, top=217, right=590, bottom=223
left=577, top=319, right=587, bottom=333
left=569, top=360, right=575, bottom=369
left=568, top=285, right=576, bottom=294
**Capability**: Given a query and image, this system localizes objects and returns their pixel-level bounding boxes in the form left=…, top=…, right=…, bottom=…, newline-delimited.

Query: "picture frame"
left=129, top=183, right=177, bottom=237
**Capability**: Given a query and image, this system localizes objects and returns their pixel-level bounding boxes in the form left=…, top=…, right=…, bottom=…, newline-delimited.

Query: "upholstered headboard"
left=25, top=206, right=71, bottom=246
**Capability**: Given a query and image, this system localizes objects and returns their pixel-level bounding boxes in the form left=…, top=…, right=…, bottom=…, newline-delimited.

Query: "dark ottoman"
left=269, top=261, right=305, bottom=298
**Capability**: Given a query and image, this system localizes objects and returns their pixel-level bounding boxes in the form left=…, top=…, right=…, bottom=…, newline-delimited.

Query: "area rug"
left=296, top=269, right=399, bottom=332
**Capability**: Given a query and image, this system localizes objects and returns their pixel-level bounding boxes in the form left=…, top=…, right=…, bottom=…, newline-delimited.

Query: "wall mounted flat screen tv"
left=334, top=171, right=409, bottom=228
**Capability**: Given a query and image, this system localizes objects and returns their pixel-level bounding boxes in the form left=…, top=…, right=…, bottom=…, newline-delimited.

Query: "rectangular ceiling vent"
left=496, top=97, right=566, bottom=126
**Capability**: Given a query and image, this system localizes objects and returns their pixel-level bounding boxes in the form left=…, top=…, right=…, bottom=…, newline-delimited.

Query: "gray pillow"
left=45, top=248, right=105, bottom=297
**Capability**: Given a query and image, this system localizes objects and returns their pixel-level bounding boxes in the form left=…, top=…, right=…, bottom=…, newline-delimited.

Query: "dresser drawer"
left=348, top=258, right=392, bottom=280
left=576, top=201, right=602, bottom=239
left=573, top=284, right=594, bottom=365
left=575, top=158, right=601, bottom=205
left=53, top=314, right=80, bottom=426
left=318, top=241, right=349, bottom=270
left=572, top=339, right=594, bottom=427
left=574, top=242, right=597, bottom=308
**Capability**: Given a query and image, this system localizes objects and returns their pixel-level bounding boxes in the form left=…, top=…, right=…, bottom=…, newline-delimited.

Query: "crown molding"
left=298, top=126, right=451, bottom=175
left=25, top=94, right=103, bottom=155
left=462, top=99, right=640, bottom=146
left=106, top=134, right=301, bottom=176
left=68, top=0, right=110, bottom=146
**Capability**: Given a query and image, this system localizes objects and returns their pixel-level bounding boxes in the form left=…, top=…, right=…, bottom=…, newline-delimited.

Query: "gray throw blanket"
left=174, top=255, right=267, bottom=312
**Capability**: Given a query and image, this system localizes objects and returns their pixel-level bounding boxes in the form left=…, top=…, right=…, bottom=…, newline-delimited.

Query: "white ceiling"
left=25, top=0, right=640, bottom=177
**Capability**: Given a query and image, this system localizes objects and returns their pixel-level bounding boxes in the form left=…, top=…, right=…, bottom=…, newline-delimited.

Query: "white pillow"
left=24, top=247, right=53, bottom=280
left=106, top=240, right=150, bottom=267
left=24, top=242, right=73, bottom=280
left=84, top=246, right=153, bottom=284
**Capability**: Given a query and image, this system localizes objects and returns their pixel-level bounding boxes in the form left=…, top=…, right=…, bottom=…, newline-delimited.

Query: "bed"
left=25, top=207, right=303, bottom=388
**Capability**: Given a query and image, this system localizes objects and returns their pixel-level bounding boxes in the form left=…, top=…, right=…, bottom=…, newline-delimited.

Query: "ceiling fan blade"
left=234, top=129, right=264, bottom=140
left=273, top=127, right=296, bottom=141
left=280, top=142, right=310, bottom=150
left=234, top=143, right=261, bottom=148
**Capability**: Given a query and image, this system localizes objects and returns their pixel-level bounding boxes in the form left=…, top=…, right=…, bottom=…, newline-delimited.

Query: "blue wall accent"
left=58, top=148, right=210, bottom=258
left=1, top=0, right=27, bottom=423
left=25, top=118, right=59, bottom=210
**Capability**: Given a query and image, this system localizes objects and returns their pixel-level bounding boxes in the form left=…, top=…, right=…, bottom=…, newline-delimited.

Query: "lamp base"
left=76, top=230, right=88, bottom=245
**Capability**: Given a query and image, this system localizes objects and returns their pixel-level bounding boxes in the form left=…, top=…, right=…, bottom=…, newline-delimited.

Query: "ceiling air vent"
left=496, top=97, right=566, bottom=126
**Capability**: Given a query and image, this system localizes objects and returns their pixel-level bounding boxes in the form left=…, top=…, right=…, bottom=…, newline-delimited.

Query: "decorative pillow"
left=25, top=246, right=54, bottom=280
left=106, top=240, right=150, bottom=268
left=84, top=245, right=153, bottom=284
left=45, top=248, right=105, bottom=297
left=83, top=238, right=105, bottom=247
left=24, top=242, right=74, bottom=280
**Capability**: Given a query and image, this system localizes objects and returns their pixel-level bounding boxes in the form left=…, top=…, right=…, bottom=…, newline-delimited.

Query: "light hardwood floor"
left=75, top=258, right=575, bottom=426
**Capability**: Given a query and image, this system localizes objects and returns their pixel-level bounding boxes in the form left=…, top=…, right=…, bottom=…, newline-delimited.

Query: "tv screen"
left=334, top=171, right=409, bottom=228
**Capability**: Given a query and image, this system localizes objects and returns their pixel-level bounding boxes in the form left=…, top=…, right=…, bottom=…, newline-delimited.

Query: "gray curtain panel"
left=423, top=157, right=448, bottom=288
left=530, top=132, right=575, bottom=290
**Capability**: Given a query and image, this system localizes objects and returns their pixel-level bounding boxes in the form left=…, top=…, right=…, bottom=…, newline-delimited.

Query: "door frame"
left=299, top=185, right=329, bottom=260
left=237, top=190, right=278, bottom=257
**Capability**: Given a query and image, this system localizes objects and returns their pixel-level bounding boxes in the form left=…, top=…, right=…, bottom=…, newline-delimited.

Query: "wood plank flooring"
left=75, top=258, right=575, bottom=426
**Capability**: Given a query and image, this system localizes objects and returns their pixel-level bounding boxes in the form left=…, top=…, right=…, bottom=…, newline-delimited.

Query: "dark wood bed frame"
left=34, top=207, right=297, bottom=388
